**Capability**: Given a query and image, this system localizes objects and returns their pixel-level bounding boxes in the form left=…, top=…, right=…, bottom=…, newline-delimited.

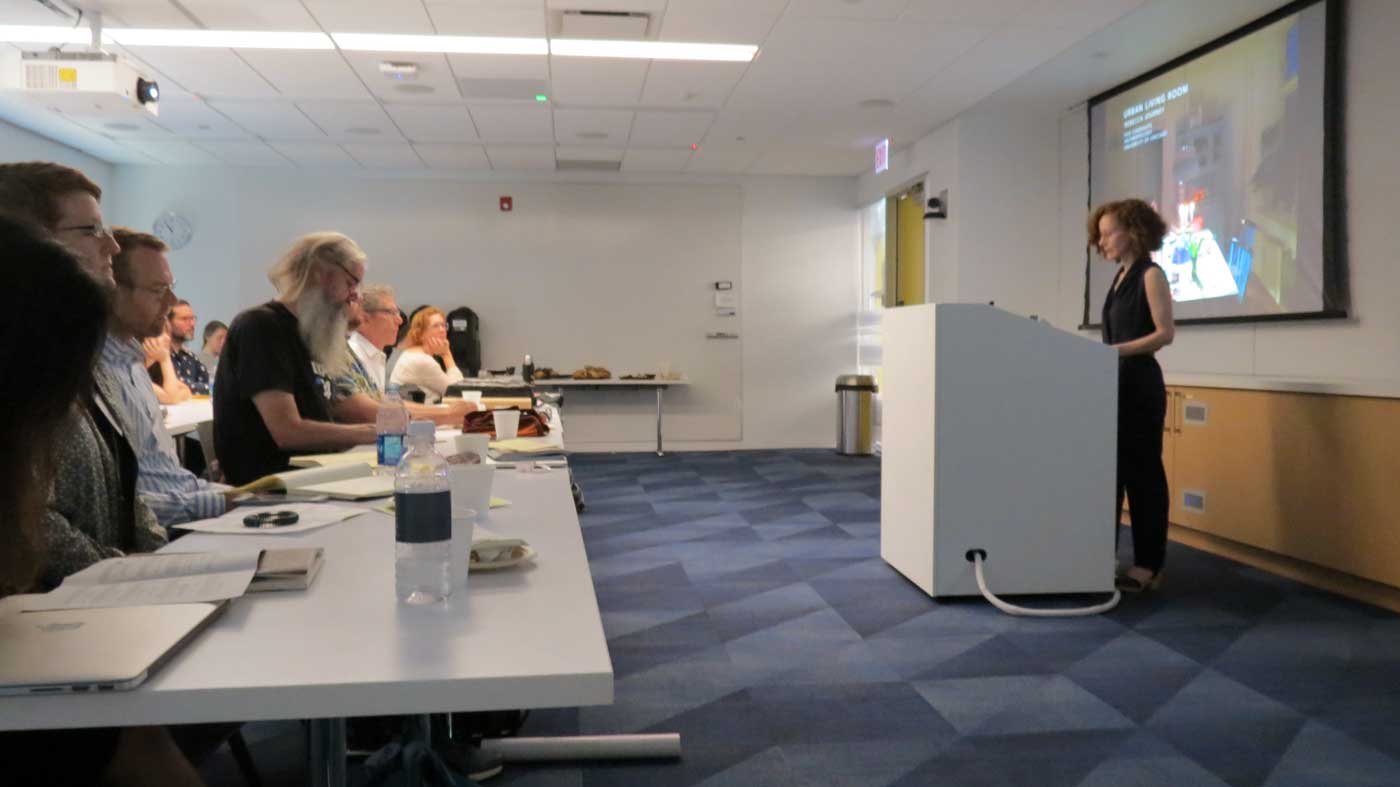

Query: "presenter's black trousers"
left=1116, top=359, right=1169, bottom=572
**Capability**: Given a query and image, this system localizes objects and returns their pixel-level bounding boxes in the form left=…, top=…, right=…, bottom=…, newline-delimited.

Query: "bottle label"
left=377, top=434, right=405, bottom=467
left=395, top=491, right=451, bottom=544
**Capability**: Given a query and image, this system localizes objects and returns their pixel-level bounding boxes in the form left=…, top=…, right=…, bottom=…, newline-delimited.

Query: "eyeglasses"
left=119, top=279, right=177, bottom=299
left=56, top=223, right=114, bottom=240
left=325, top=259, right=361, bottom=289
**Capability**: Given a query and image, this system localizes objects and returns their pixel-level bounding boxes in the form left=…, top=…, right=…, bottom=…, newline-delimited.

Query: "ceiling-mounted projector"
left=0, top=50, right=159, bottom=117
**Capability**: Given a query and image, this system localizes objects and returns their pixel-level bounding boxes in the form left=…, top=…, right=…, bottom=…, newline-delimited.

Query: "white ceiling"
left=0, top=0, right=1160, bottom=174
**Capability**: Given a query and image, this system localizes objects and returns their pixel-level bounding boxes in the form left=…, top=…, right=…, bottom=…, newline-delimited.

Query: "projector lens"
left=136, top=78, right=159, bottom=105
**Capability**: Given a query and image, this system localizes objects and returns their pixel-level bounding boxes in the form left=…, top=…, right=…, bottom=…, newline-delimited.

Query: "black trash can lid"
left=835, top=374, right=878, bottom=392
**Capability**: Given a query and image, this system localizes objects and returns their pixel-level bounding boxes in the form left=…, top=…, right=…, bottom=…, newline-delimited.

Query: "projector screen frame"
left=1080, top=0, right=1347, bottom=329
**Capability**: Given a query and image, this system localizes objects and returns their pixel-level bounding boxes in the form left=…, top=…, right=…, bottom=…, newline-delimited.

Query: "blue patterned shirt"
left=97, top=336, right=229, bottom=527
left=170, top=346, right=211, bottom=395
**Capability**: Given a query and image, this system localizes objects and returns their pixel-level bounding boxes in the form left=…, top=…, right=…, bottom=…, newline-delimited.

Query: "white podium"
left=880, top=304, right=1117, bottom=598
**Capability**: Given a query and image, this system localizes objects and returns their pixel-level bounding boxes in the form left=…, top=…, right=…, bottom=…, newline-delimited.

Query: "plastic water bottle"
left=395, top=420, right=452, bottom=604
left=377, top=384, right=410, bottom=467
left=522, top=353, right=534, bottom=383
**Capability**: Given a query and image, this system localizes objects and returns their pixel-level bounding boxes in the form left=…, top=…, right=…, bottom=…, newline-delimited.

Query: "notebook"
left=0, top=601, right=225, bottom=696
left=237, top=463, right=393, bottom=501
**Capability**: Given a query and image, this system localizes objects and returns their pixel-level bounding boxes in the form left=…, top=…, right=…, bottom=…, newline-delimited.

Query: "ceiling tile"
left=83, top=0, right=194, bottom=27
left=297, top=100, right=402, bottom=141
left=426, top=0, right=548, bottom=37
left=544, top=0, right=665, bottom=12
left=236, top=50, right=370, bottom=100
left=621, top=148, right=693, bottom=172
left=302, top=0, right=435, bottom=34
left=446, top=54, right=550, bottom=82
left=267, top=141, right=358, bottom=166
left=552, top=108, right=634, bottom=145
left=900, top=0, right=1038, bottom=26
left=554, top=145, right=623, bottom=162
left=121, top=47, right=278, bottom=99
left=1016, top=0, right=1150, bottom=31
left=470, top=104, right=554, bottom=144
left=176, top=0, right=322, bottom=29
left=413, top=143, right=491, bottom=170
left=656, top=0, right=786, bottom=43
left=903, top=24, right=1075, bottom=119
left=701, top=107, right=801, bottom=146
left=60, top=112, right=171, bottom=140
left=727, top=17, right=985, bottom=109
left=548, top=58, right=648, bottom=106
left=341, top=52, right=462, bottom=103
left=384, top=104, right=478, bottom=142
left=151, top=98, right=251, bottom=138
left=685, top=145, right=761, bottom=174
left=197, top=139, right=290, bottom=166
left=341, top=142, right=425, bottom=168
left=485, top=145, right=556, bottom=171
left=746, top=145, right=868, bottom=176
left=786, top=0, right=911, bottom=20
left=209, top=101, right=326, bottom=139
left=102, top=49, right=195, bottom=99
left=639, top=61, right=747, bottom=108
left=629, top=111, right=712, bottom=147
left=118, top=139, right=220, bottom=164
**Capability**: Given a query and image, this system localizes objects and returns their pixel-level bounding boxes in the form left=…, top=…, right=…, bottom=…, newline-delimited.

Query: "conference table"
left=0, top=467, right=613, bottom=786
left=532, top=377, right=689, bottom=455
left=162, top=397, right=214, bottom=437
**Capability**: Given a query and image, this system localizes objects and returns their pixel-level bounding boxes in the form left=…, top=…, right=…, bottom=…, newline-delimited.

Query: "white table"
left=162, top=398, right=214, bottom=437
left=0, top=470, right=613, bottom=786
left=533, top=378, right=689, bottom=455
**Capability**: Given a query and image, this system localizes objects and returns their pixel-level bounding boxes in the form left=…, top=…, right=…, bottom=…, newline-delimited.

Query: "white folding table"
left=0, top=470, right=613, bottom=787
left=532, top=378, right=688, bottom=455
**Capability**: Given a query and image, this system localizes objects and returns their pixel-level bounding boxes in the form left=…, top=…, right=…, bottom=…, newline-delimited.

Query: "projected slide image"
left=1087, top=1, right=1333, bottom=323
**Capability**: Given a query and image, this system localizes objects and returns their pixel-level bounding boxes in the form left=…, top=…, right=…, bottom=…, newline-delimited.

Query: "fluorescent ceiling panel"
left=108, top=29, right=334, bottom=49
left=333, top=33, right=547, bottom=55
left=0, top=25, right=91, bottom=45
left=549, top=39, right=757, bottom=61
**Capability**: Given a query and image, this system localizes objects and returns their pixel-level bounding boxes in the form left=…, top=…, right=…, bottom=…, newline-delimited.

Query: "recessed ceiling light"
left=395, top=84, right=435, bottom=95
left=859, top=98, right=895, bottom=109
left=103, top=122, right=141, bottom=131
left=107, top=28, right=334, bottom=49
left=346, top=126, right=381, bottom=136
left=549, top=39, right=757, bottom=62
left=333, top=33, right=546, bottom=55
left=577, top=132, right=609, bottom=140
left=1091, top=50, right=1111, bottom=60
left=197, top=123, right=212, bottom=130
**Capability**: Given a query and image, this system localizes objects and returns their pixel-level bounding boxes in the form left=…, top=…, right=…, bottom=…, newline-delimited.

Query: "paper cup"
left=449, top=465, right=494, bottom=518
left=493, top=409, right=521, bottom=440
left=460, top=390, right=483, bottom=404
left=452, top=432, right=489, bottom=461
left=450, top=506, right=477, bottom=591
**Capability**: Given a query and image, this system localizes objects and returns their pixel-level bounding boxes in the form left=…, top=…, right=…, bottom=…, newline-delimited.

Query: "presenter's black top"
left=1102, top=258, right=1166, bottom=387
left=213, top=301, right=335, bottom=485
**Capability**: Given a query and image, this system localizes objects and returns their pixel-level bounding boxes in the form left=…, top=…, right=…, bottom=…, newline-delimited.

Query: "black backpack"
left=446, top=306, right=481, bottom=377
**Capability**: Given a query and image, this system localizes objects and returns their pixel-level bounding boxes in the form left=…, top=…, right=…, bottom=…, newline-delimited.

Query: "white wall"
left=107, top=168, right=859, bottom=451
left=0, top=119, right=115, bottom=199
left=862, top=0, right=1400, bottom=386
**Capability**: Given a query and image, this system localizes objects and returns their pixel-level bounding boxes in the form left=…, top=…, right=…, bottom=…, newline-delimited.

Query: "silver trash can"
left=835, top=374, right=878, bottom=455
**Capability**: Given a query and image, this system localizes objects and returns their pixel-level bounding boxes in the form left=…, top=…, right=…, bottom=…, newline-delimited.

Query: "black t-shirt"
left=213, top=301, right=335, bottom=485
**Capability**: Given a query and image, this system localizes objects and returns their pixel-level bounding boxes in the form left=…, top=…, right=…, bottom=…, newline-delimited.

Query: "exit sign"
left=874, top=138, right=889, bottom=174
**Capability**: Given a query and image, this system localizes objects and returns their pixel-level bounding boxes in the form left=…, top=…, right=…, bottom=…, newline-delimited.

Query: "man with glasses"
left=213, top=232, right=379, bottom=484
left=0, top=162, right=168, bottom=578
left=98, top=228, right=237, bottom=527
left=165, top=300, right=211, bottom=396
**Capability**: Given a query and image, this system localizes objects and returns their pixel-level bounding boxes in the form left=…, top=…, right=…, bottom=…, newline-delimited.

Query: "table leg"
left=655, top=387, right=664, bottom=456
left=308, top=717, right=347, bottom=787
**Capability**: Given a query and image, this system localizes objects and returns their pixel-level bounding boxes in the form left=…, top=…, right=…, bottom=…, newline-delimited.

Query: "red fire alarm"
left=499, top=196, right=513, bottom=212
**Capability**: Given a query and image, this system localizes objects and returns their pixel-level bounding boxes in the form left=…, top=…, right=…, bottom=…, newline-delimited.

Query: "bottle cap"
left=387, top=383, right=401, bottom=394
left=408, top=420, right=435, bottom=438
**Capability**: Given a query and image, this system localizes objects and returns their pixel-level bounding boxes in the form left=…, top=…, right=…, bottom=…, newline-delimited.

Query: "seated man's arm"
left=40, top=504, right=121, bottom=588
left=254, top=390, right=377, bottom=451
left=408, top=400, right=471, bottom=427
left=330, top=392, right=381, bottom=424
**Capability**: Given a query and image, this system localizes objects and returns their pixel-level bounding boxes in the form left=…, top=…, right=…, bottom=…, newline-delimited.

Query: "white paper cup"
left=493, top=409, right=521, bottom=440
left=452, top=432, right=489, bottom=460
left=460, top=390, right=483, bottom=404
left=449, top=465, right=494, bottom=518
left=450, top=507, right=477, bottom=591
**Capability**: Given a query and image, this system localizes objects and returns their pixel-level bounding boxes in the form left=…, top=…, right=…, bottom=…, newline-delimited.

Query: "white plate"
left=469, top=545, right=537, bottom=571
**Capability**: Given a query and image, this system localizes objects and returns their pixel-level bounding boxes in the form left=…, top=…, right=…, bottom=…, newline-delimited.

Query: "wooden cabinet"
left=1160, top=385, right=1400, bottom=590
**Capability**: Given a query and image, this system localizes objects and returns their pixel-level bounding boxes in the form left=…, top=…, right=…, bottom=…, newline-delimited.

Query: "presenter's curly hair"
left=1087, top=198, right=1169, bottom=261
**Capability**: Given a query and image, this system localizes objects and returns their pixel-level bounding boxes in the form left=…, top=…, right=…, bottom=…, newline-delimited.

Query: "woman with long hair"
left=1088, top=199, right=1176, bottom=593
left=388, top=306, right=465, bottom=402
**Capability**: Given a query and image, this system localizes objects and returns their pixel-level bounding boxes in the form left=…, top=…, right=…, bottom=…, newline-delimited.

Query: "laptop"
left=0, top=601, right=226, bottom=696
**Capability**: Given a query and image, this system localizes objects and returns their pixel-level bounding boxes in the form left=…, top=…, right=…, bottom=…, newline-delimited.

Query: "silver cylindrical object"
left=835, top=374, right=878, bottom=455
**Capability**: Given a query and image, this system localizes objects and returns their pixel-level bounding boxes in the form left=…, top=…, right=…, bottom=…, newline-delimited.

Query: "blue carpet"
left=204, top=449, right=1400, bottom=787
left=497, top=450, right=1400, bottom=787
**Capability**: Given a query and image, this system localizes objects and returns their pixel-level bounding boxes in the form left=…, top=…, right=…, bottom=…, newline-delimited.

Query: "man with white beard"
left=212, top=232, right=378, bottom=485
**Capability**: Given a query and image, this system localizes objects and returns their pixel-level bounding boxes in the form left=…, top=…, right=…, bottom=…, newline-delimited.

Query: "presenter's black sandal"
left=1115, top=571, right=1163, bottom=593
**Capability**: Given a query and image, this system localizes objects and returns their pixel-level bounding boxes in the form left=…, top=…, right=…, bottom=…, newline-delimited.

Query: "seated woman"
left=388, top=307, right=465, bottom=402
left=0, top=215, right=204, bottom=786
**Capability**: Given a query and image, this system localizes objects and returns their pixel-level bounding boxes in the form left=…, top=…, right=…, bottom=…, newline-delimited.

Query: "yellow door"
left=895, top=187, right=925, bottom=306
